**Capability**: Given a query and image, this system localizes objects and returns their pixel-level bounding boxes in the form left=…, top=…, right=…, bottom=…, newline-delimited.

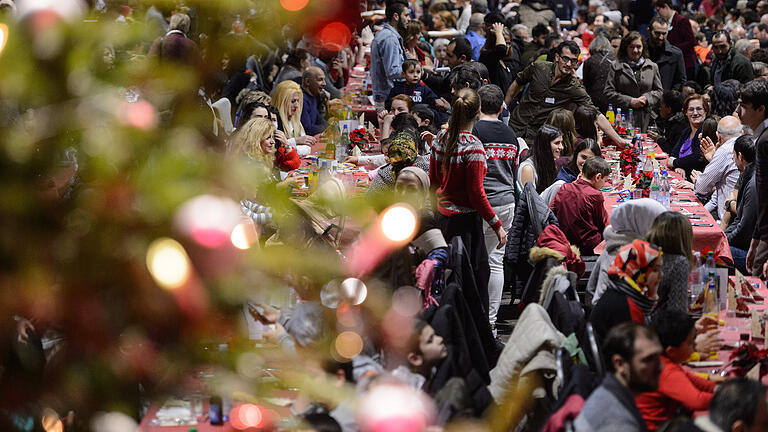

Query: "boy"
left=637, top=310, right=717, bottom=431
left=391, top=320, right=448, bottom=391
left=387, top=59, right=447, bottom=113
left=549, top=156, right=610, bottom=255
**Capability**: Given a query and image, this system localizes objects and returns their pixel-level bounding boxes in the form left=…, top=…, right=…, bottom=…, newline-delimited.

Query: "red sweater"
left=429, top=130, right=500, bottom=229
left=549, top=178, right=608, bottom=253
left=636, top=356, right=716, bottom=431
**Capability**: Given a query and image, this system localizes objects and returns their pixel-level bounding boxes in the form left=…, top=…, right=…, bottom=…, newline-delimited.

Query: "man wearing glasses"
left=504, top=41, right=627, bottom=146
left=647, top=17, right=686, bottom=92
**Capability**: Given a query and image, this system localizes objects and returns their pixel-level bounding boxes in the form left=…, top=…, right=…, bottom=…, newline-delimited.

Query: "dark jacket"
left=148, top=31, right=199, bottom=64
left=589, top=285, right=645, bottom=345
left=668, top=12, right=697, bottom=70
left=671, top=125, right=708, bottom=179
left=710, top=48, right=755, bottom=85
left=506, top=182, right=559, bottom=265
left=753, top=123, right=768, bottom=243
left=574, top=374, right=648, bottom=432
left=604, top=58, right=663, bottom=132
left=300, top=88, right=327, bottom=136
left=726, top=164, right=757, bottom=250
left=657, top=112, right=688, bottom=154
left=583, top=51, right=617, bottom=112
left=479, top=38, right=524, bottom=94
left=387, top=81, right=439, bottom=109
left=648, top=40, right=687, bottom=92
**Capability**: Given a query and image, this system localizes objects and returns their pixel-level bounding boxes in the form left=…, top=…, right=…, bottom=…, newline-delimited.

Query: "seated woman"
left=574, top=105, right=600, bottom=145
left=271, top=80, right=316, bottom=156
left=588, top=199, right=667, bottom=305
left=518, top=124, right=564, bottom=194
left=545, top=108, right=577, bottom=171
left=604, top=31, right=663, bottom=133
left=667, top=94, right=710, bottom=179
left=589, top=239, right=663, bottom=343
left=646, top=212, right=695, bottom=318
left=229, top=118, right=304, bottom=190
left=541, top=138, right=602, bottom=204
left=368, top=131, right=430, bottom=196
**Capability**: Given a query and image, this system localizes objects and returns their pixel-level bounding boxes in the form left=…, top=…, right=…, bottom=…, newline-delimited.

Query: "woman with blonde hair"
left=229, top=117, right=304, bottom=188
left=270, top=80, right=315, bottom=156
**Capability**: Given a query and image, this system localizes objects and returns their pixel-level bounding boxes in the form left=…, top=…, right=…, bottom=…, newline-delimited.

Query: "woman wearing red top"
left=427, top=88, right=506, bottom=311
left=637, top=310, right=717, bottom=430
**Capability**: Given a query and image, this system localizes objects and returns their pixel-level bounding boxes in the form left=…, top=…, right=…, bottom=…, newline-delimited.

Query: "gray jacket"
left=604, top=58, right=663, bottom=133
left=574, top=374, right=647, bottom=432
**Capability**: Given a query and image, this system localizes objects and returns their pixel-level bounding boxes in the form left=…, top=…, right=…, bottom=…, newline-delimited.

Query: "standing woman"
left=403, top=21, right=433, bottom=67
left=271, top=80, right=316, bottom=157
left=646, top=212, right=695, bottom=318
left=667, top=94, right=710, bottom=179
left=604, top=31, right=663, bottom=133
left=518, top=124, right=564, bottom=194
left=545, top=108, right=578, bottom=169
left=428, top=87, right=507, bottom=311
left=479, top=22, right=520, bottom=95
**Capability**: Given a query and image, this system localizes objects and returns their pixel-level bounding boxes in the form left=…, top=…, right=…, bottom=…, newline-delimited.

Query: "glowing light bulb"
left=335, top=331, right=363, bottom=359
left=146, top=238, right=190, bottom=289
left=341, top=278, right=367, bottom=305
left=238, top=404, right=263, bottom=429
left=230, top=221, right=257, bottom=250
left=174, top=195, right=242, bottom=248
left=0, top=24, right=8, bottom=56
left=280, top=0, right=309, bottom=11
left=380, top=204, right=417, bottom=242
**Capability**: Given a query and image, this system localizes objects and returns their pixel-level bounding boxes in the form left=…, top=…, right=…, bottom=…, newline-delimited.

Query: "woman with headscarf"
left=367, top=131, right=430, bottom=196
left=589, top=239, right=664, bottom=343
left=587, top=199, right=667, bottom=305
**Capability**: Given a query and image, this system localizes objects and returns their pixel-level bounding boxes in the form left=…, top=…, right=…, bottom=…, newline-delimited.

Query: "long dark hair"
left=526, top=124, right=562, bottom=193
left=568, top=138, right=602, bottom=174
left=574, top=105, right=599, bottom=142
left=442, top=88, right=480, bottom=172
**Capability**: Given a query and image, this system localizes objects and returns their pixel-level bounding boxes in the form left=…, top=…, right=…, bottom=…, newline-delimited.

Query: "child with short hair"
left=387, top=59, right=441, bottom=112
left=391, top=319, right=448, bottom=391
left=549, top=156, right=611, bottom=255
left=637, top=310, right=716, bottom=431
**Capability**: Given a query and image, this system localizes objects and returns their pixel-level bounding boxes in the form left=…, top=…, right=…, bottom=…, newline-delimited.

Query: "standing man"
left=465, top=13, right=487, bottom=61
left=423, top=37, right=473, bottom=100
left=505, top=41, right=627, bottom=146
left=655, top=0, right=697, bottom=80
left=300, top=67, right=328, bottom=135
left=574, top=322, right=664, bottom=432
left=742, top=80, right=768, bottom=279
left=647, top=17, right=687, bottom=92
left=370, top=2, right=409, bottom=111
left=709, top=30, right=755, bottom=85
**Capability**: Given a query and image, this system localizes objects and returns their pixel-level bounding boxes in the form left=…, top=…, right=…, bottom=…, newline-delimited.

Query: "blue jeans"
left=731, top=246, right=748, bottom=275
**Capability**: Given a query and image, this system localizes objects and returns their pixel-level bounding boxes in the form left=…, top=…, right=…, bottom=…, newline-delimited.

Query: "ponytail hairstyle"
left=529, top=124, right=562, bottom=193
left=443, top=87, right=480, bottom=172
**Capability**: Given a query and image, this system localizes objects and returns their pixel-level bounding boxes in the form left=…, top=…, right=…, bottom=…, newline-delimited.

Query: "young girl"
left=646, top=211, right=695, bottom=317
left=518, top=124, right=564, bottom=194
left=427, top=88, right=506, bottom=307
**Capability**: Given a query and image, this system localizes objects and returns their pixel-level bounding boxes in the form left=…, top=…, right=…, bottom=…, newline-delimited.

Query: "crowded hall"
left=6, top=0, right=768, bottom=430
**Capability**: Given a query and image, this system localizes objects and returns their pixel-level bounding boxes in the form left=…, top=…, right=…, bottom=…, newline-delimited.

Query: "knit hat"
left=607, top=239, right=662, bottom=292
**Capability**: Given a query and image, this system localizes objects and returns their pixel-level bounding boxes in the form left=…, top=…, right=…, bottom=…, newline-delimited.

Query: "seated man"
left=300, top=66, right=329, bottom=135
left=637, top=310, right=716, bottom=431
left=679, top=378, right=768, bottom=431
left=690, top=115, right=741, bottom=220
left=574, top=322, right=663, bottom=432
left=725, top=135, right=757, bottom=274
left=550, top=156, right=610, bottom=255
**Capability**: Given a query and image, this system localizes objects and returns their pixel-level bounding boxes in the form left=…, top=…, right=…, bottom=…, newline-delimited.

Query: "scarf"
left=606, top=239, right=662, bottom=315
left=627, top=57, right=645, bottom=71
left=388, top=132, right=418, bottom=178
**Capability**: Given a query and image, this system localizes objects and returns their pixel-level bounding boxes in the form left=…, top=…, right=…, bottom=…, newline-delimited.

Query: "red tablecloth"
left=345, top=74, right=377, bottom=123
left=598, top=145, right=733, bottom=263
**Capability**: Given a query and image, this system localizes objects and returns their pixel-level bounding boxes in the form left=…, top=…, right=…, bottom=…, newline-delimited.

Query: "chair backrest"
left=586, top=322, right=604, bottom=377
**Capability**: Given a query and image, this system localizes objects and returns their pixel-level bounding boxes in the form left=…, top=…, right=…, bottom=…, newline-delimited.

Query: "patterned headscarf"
left=387, top=132, right=418, bottom=178
left=607, top=239, right=662, bottom=293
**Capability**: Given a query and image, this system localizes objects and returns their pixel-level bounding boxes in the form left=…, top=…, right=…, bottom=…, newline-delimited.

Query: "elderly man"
left=710, top=30, right=755, bottom=85
left=647, top=17, right=687, bottom=92
left=300, top=67, right=328, bottom=136
left=687, top=116, right=742, bottom=220
left=465, top=13, right=487, bottom=61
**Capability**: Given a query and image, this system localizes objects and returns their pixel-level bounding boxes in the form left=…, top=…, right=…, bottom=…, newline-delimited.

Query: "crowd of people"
left=5, top=0, right=768, bottom=430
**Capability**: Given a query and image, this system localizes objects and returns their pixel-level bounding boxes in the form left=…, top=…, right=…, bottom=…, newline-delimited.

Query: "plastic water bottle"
left=606, top=104, right=616, bottom=125
left=689, top=251, right=703, bottom=305
left=660, top=170, right=671, bottom=209
left=627, top=108, right=634, bottom=132
left=338, top=124, right=350, bottom=161
left=649, top=170, right=660, bottom=202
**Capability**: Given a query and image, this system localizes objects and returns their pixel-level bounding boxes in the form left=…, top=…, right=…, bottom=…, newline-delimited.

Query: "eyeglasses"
left=559, top=55, right=579, bottom=65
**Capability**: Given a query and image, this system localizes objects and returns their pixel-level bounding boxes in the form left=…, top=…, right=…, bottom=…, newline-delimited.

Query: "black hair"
left=402, top=58, right=422, bottom=72
left=712, top=29, right=731, bottom=44
left=759, top=23, right=768, bottom=33
left=467, top=61, right=490, bottom=82
left=302, top=412, right=342, bottom=432
left=556, top=40, right=580, bottom=57
left=411, top=104, right=434, bottom=124
left=650, top=310, right=695, bottom=350
left=582, top=156, right=610, bottom=179
left=390, top=112, right=420, bottom=138
left=574, top=105, right=599, bottom=142
left=586, top=12, right=597, bottom=26
left=734, top=134, right=756, bottom=163
left=752, top=48, right=768, bottom=64
left=569, top=138, right=601, bottom=173
left=284, top=48, right=309, bottom=70
left=386, top=1, right=408, bottom=21
left=603, top=322, right=658, bottom=373
left=532, top=23, right=550, bottom=38
left=477, top=84, right=504, bottom=115
left=484, top=11, right=506, bottom=25
left=710, top=378, right=766, bottom=431
left=683, top=80, right=702, bottom=94
left=708, top=84, right=739, bottom=118
left=450, top=36, right=473, bottom=63
left=653, top=0, right=673, bottom=8
left=448, top=64, right=483, bottom=92
left=649, top=16, right=668, bottom=28
left=739, top=79, right=768, bottom=116
left=236, top=101, right=268, bottom=129
left=406, top=319, right=429, bottom=356
left=662, top=90, right=684, bottom=113
left=526, top=124, right=562, bottom=194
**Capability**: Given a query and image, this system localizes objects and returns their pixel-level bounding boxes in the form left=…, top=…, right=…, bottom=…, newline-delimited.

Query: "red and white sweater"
left=429, top=130, right=501, bottom=230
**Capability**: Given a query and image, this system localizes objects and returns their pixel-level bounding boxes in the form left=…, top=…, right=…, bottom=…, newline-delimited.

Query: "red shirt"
left=549, top=178, right=608, bottom=254
left=636, top=356, right=716, bottom=431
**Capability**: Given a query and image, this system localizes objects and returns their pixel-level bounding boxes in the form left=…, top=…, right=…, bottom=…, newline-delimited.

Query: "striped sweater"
left=429, top=130, right=501, bottom=230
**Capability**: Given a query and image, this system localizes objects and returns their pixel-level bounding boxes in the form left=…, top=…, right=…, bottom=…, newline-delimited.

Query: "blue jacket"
left=301, top=89, right=327, bottom=136
left=465, top=31, right=486, bottom=62
left=370, top=23, right=406, bottom=102
left=387, top=81, right=439, bottom=109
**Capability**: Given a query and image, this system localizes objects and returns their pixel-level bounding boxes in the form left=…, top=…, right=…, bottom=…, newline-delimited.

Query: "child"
left=387, top=59, right=442, bottom=113
left=636, top=310, right=717, bottom=431
left=549, top=156, right=610, bottom=255
left=391, top=320, right=448, bottom=391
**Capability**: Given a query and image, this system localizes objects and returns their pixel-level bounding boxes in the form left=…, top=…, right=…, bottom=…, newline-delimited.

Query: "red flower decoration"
left=730, top=342, right=768, bottom=378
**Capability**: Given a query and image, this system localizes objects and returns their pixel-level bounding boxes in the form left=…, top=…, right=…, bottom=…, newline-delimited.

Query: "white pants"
left=482, top=202, right=516, bottom=330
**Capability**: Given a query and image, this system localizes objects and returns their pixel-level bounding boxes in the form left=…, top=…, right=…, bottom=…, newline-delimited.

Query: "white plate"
left=686, top=360, right=724, bottom=367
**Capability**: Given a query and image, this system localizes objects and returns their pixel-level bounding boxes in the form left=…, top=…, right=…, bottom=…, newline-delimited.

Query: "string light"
left=146, top=238, right=190, bottom=289
left=380, top=204, right=417, bottom=242
left=230, top=221, right=258, bottom=250
left=280, top=0, right=309, bottom=12
left=0, top=24, right=8, bottom=56
left=335, top=331, right=363, bottom=359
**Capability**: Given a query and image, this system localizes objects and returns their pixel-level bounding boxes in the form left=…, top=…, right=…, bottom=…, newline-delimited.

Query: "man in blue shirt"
left=370, top=2, right=409, bottom=111
left=465, top=13, right=487, bottom=61
left=300, top=66, right=328, bottom=136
